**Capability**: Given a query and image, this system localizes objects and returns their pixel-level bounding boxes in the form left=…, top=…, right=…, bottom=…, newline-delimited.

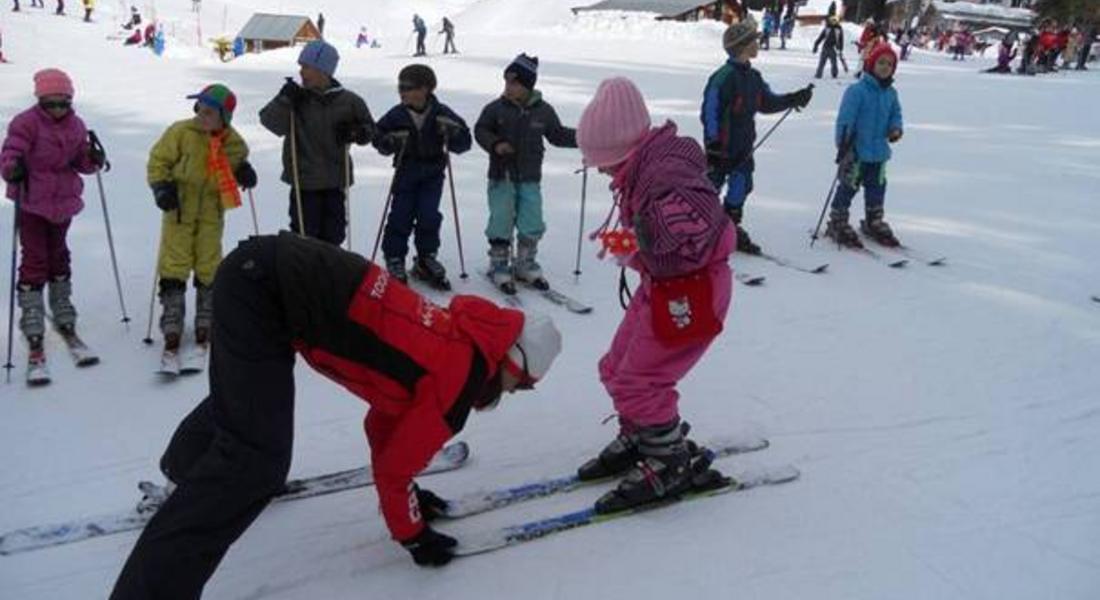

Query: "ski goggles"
left=39, top=100, right=72, bottom=110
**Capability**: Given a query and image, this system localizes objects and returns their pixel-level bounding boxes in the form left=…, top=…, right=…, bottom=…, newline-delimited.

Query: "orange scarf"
left=207, top=131, right=241, bottom=210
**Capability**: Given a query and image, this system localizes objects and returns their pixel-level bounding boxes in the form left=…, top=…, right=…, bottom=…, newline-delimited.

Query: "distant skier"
left=122, top=5, right=139, bottom=29
left=146, top=84, right=253, bottom=366
left=413, top=13, right=427, bottom=56
left=356, top=26, right=369, bottom=48
left=317, top=12, right=325, bottom=38
left=779, top=7, right=795, bottom=50
left=574, top=77, right=735, bottom=514
left=81, top=0, right=91, bottom=22
left=440, top=16, right=457, bottom=54
left=761, top=8, right=776, bottom=50
left=259, top=40, right=375, bottom=246
left=1, top=69, right=105, bottom=384
left=825, top=43, right=904, bottom=249
left=702, top=15, right=813, bottom=254
left=813, top=15, right=844, bottom=79
left=985, top=36, right=1017, bottom=74
left=474, top=53, right=577, bottom=294
left=108, top=232, right=563, bottom=596
left=372, top=64, right=472, bottom=288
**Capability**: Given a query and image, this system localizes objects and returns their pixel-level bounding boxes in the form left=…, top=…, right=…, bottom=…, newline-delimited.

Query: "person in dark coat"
left=701, top=15, right=812, bottom=255
left=813, top=15, right=845, bottom=78
left=108, top=232, right=562, bottom=599
left=373, top=64, right=472, bottom=288
left=260, top=40, right=374, bottom=246
left=474, top=54, right=576, bottom=293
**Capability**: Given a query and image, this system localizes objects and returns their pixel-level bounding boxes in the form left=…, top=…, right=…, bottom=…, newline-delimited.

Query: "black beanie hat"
left=504, top=53, right=539, bottom=90
left=399, top=64, right=437, bottom=92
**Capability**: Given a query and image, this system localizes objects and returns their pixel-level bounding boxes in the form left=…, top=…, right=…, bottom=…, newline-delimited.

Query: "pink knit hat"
left=577, top=77, right=651, bottom=168
left=34, top=68, right=75, bottom=98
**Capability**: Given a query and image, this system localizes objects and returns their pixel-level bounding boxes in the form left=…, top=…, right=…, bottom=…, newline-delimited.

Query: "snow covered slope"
left=1, top=2, right=1099, bottom=599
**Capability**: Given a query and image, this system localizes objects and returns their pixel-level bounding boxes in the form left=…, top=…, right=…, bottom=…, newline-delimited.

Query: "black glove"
left=414, top=485, right=449, bottom=523
left=380, top=130, right=411, bottom=153
left=435, top=115, right=463, bottom=138
left=401, top=526, right=457, bottom=567
left=2, top=159, right=26, bottom=184
left=336, top=121, right=372, bottom=146
left=278, top=79, right=305, bottom=107
left=788, top=85, right=814, bottom=109
left=235, top=161, right=257, bottom=190
left=152, top=182, right=179, bottom=212
left=88, top=147, right=107, bottom=169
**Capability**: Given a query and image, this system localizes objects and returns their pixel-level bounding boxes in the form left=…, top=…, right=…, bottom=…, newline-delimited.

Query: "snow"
left=2, top=2, right=1100, bottom=599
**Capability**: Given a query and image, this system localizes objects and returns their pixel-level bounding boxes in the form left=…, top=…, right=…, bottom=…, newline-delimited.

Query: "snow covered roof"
left=931, top=1, right=1034, bottom=28
left=572, top=0, right=715, bottom=17
left=237, top=13, right=316, bottom=42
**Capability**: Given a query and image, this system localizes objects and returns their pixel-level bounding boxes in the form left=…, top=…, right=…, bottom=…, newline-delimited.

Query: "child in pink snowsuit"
left=1, top=69, right=103, bottom=364
left=574, top=77, right=735, bottom=514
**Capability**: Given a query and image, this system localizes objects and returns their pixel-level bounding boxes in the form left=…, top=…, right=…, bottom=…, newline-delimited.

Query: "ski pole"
left=443, top=136, right=468, bottom=280
left=573, top=166, right=588, bottom=277
left=4, top=183, right=23, bottom=383
left=88, top=130, right=130, bottom=325
left=142, top=238, right=164, bottom=345
left=370, top=139, right=408, bottom=263
left=344, top=144, right=352, bottom=251
left=810, top=174, right=840, bottom=248
left=246, top=189, right=259, bottom=236
left=287, top=88, right=306, bottom=236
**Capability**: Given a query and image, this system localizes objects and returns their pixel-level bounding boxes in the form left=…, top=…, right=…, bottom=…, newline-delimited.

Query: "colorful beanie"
left=187, top=84, right=237, bottom=125
left=505, top=53, right=539, bottom=90
left=576, top=77, right=652, bottom=168
left=34, top=68, right=75, bottom=98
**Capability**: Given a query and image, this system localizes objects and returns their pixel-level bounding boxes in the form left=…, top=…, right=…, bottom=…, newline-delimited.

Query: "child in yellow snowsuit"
left=147, top=84, right=255, bottom=355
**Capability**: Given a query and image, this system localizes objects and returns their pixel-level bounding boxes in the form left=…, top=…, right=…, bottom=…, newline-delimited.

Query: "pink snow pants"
left=599, top=259, right=733, bottom=428
left=18, top=211, right=72, bottom=287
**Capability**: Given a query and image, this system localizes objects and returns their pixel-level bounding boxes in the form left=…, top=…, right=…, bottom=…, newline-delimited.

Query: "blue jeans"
left=485, top=179, right=545, bottom=241
left=707, top=165, right=754, bottom=210
left=831, top=161, right=886, bottom=213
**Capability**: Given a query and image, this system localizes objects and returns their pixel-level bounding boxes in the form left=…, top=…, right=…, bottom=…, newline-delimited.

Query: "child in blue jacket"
left=373, top=64, right=472, bottom=289
left=701, top=15, right=813, bottom=255
left=826, top=43, right=904, bottom=248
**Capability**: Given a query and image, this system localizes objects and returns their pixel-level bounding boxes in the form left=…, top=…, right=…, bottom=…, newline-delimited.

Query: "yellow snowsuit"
left=147, top=119, right=247, bottom=286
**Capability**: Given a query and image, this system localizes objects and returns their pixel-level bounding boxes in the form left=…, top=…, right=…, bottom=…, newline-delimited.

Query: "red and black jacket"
left=273, top=233, right=524, bottom=541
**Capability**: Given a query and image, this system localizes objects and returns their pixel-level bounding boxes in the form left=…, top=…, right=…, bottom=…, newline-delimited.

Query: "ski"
left=895, top=245, right=947, bottom=267
left=756, top=252, right=829, bottom=275
left=155, top=349, right=181, bottom=378
left=453, top=464, right=800, bottom=557
left=0, top=442, right=470, bottom=555
left=736, top=272, right=766, bottom=286
left=440, top=435, right=769, bottom=519
left=178, top=344, right=208, bottom=375
left=56, top=328, right=100, bottom=367
left=483, top=271, right=524, bottom=308
left=519, top=281, right=593, bottom=314
left=26, top=351, right=51, bottom=387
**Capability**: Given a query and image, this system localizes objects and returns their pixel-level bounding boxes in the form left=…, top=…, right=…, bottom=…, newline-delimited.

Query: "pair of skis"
left=0, top=434, right=796, bottom=558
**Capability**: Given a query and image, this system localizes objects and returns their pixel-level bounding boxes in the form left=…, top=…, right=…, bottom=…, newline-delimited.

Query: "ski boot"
left=860, top=207, right=900, bottom=247
left=47, top=275, right=78, bottom=334
left=488, top=239, right=516, bottom=295
left=725, top=206, right=762, bottom=255
left=385, top=256, right=408, bottom=284
left=594, top=419, right=694, bottom=514
left=194, top=281, right=214, bottom=347
left=824, top=210, right=863, bottom=249
left=514, top=237, right=549, bottom=291
left=412, top=253, right=452, bottom=291
left=578, top=420, right=691, bottom=481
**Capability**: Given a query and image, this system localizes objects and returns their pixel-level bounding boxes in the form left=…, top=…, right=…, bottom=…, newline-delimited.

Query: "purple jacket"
left=1, top=106, right=97, bottom=224
left=611, top=121, right=734, bottom=279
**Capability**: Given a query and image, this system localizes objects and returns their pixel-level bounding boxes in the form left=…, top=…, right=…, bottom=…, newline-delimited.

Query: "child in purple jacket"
left=575, top=77, right=736, bottom=514
left=1, top=69, right=104, bottom=375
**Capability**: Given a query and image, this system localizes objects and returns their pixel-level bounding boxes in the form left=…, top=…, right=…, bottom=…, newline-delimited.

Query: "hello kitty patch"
left=650, top=270, right=722, bottom=344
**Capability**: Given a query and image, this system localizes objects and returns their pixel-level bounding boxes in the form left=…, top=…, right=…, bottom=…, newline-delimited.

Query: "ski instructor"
left=109, top=232, right=563, bottom=598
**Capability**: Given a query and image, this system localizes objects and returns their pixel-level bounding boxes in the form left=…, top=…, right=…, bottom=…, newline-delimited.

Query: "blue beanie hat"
left=298, top=40, right=339, bottom=77
left=505, top=53, right=539, bottom=90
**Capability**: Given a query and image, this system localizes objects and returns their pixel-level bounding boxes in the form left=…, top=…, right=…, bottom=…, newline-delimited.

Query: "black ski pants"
left=110, top=237, right=296, bottom=600
left=816, top=49, right=839, bottom=78
left=289, top=188, right=347, bottom=246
